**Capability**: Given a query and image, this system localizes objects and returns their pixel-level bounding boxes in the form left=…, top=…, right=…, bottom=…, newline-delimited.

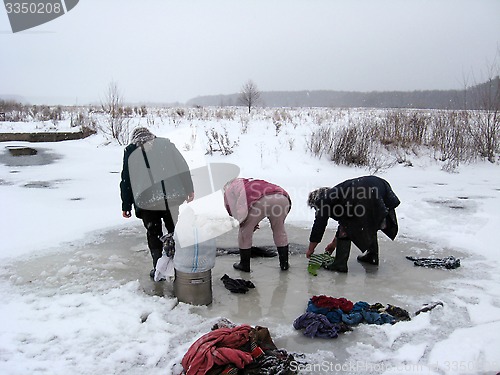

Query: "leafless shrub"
left=99, top=81, right=130, bottom=145
left=468, top=77, right=500, bottom=162
left=306, top=125, right=335, bottom=158
left=214, top=108, right=235, bottom=120
left=428, top=110, right=476, bottom=166
left=70, top=109, right=97, bottom=131
left=273, top=119, right=282, bottom=136
left=329, top=124, right=374, bottom=167
left=205, top=127, right=239, bottom=155
left=377, top=110, right=429, bottom=148
left=305, top=106, right=498, bottom=170
left=240, top=115, right=250, bottom=134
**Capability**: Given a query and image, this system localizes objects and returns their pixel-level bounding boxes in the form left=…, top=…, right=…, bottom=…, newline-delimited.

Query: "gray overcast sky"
left=1, top=0, right=499, bottom=105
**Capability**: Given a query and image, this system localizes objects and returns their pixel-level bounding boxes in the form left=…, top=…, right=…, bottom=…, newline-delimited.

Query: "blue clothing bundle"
left=294, top=296, right=410, bottom=338
left=306, top=300, right=395, bottom=325
left=292, top=312, right=341, bottom=339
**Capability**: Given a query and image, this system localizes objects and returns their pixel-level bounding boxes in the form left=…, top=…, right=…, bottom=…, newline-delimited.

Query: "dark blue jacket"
left=309, top=176, right=400, bottom=251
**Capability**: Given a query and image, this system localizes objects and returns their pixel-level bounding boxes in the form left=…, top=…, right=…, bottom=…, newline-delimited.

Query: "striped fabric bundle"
left=307, top=253, right=335, bottom=276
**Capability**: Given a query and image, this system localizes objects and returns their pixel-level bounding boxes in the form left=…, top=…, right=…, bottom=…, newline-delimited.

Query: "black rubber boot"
left=329, top=239, right=351, bottom=273
left=233, top=248, right=251, bottom=272
left=357, top=240, right=379, bottom=265
left=277, top=245, right=289, bottom=271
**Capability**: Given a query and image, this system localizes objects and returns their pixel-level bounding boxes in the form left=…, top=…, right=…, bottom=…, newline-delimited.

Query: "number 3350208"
left=5, top=3, right=62, bottom=14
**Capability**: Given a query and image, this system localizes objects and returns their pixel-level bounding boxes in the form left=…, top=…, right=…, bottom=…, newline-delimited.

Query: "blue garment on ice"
left=293, top=312, right=340, bottom=338
left=307, top=299, right=395, bottom=325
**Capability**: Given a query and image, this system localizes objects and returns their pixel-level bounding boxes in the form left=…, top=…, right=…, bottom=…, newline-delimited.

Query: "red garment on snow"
left=311, top=295, right=354, bottom=313
left=181, top=324, right=254, bottom=375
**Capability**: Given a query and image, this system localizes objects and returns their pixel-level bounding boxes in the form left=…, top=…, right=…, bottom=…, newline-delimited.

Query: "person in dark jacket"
left=306, top=175, right=400, bottom=273
left=120, top=127, right=194, bottom=279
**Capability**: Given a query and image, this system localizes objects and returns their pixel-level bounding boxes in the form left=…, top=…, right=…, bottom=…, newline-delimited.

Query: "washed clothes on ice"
left=406, top=256, right=461, bottom=269
left=294, top=295, right=411, bottom=338
left=182, top=325, right=254, bottom=375
left=181, top=323, right=298, bottom=374
left=293, top=312, right=345, bottom=338
left=221, top=274, right=255, bottom=294
left=309, top=175, right=400, bottom=251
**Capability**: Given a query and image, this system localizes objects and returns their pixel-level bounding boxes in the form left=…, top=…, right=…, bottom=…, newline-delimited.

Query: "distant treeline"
left=187, top=77, right=500, bottom=110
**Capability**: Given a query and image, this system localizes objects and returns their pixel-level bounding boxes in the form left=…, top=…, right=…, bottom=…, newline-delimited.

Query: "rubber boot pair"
left=234, top=245, right=290, bottom=272
left=357, top=240, right=379, bottom=265
left=328, top=238, right=350, bottom=273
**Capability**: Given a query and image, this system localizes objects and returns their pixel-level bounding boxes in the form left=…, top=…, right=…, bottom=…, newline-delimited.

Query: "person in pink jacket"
left=223, top=178, right=292, bottom=272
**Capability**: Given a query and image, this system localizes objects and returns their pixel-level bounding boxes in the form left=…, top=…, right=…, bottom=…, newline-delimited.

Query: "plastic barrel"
left=174, top=269, right=212, bottom=305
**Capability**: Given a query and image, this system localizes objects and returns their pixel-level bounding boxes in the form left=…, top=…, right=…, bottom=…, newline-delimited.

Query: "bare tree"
left=100, top=81, right=130, bottom=144
left=239, top=80, right=261, bottom=113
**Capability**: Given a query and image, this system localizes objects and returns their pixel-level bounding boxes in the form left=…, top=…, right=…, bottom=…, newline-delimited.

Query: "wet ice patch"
left=0, top=178, right=13, bottom=185
left=23, top=179, right=69, bottom=189
left=0, top=147, right=62, bottom=167
left=424, top=198, right=477, bottom=211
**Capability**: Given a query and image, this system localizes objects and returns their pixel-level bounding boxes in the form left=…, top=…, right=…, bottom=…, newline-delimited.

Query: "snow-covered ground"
left=0, top=108, right=499, bottom=374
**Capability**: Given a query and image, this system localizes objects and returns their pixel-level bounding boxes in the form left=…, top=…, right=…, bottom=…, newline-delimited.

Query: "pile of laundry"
left=294, top=295, right=411, bottom=338
left=181, top=318, right=299, bottom=374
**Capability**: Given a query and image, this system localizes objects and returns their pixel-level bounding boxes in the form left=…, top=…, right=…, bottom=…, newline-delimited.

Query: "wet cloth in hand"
left=221, top=274, right=256, bottom=294
left=307, top=253, right=335, bottom=276
left=406, top=256, right=460, bottom=269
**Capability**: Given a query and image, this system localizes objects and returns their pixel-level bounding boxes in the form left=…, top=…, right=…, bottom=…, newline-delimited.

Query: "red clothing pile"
left=311, top=295, right=354, bottom=313
left=181, top=325, right=254, bottom=375
left=181, top=322, right=297, bottom=375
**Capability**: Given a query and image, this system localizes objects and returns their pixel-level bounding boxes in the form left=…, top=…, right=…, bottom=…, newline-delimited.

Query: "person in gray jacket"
left=120, top=127, right=194, bottom=279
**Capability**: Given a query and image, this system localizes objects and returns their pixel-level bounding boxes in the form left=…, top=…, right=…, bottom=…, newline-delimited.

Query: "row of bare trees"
left=97, top=79, right=261, bottom=144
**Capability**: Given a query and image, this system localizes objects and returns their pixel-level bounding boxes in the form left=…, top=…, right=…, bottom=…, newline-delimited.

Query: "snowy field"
left=0, top=107, right=499, bottom=374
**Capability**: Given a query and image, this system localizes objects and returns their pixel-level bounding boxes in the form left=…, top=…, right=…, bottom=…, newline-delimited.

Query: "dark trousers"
left=141, top=206, right=179, bottom=268
left=336, top=225, right=379, bottom=256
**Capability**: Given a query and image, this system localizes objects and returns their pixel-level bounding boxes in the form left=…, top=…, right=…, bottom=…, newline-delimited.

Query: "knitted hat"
left=307, top=187, right=330, bottom=209
left=130, top=127, right=155, bottom=146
